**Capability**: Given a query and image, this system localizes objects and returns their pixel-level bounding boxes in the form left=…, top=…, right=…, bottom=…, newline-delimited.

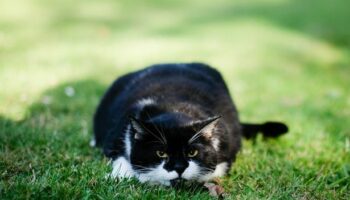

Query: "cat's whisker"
left=132, top=164, right=151, bottom=169
left=202, top=169, right=215, bottom=174
left=187, top=123, right=212, bottom=144
left=158, top=124, right=168, bottom=146
left=143, top=112, right=167, bottom=144
left=132, top=165, right=154, bottom=172
left=188, top=130, right=205, bottom=144
left=136, top=169, right=151, bottom=173
left=200, top=166, right=215, bottom=171
left=138, top=122, right=166, bottom=145
left=151, top=123, right=167, bottom=145
left=158, top=131, right=167, bottom=145
left=145, top=112, right=167, bottom=145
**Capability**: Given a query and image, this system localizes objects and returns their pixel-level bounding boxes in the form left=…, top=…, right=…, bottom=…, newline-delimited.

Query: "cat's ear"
left=191, top=116, right=221, bottom=139
left=128, top=116, right=147, bottom=140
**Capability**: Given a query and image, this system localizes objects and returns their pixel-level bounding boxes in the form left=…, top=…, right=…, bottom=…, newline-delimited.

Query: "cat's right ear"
left=128, top=116, right=146, bottom=140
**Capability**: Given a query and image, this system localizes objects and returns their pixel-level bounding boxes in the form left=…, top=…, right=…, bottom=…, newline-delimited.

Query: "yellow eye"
left=188, top=149, right=198, bottom=157
left=156, top=151, right=168, bottom=158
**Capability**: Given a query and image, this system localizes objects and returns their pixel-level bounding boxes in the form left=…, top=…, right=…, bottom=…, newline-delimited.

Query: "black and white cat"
left=92, top=63, right=288, bottom=186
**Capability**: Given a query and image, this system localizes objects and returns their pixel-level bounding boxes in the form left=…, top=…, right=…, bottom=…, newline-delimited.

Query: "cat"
left=92, top=63, right=288, bottom=186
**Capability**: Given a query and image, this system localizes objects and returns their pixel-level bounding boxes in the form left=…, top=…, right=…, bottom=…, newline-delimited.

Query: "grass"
left=0, top=0, right=349, bottom=199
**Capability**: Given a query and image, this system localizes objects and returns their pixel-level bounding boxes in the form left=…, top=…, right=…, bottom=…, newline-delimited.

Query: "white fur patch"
left=137, top=97, right=155, bottom=108
left=137, top=161, right=178, bottom=186
left=124, top=125, right=131, bottom=158
left=110, top=157, right=134, bottom=179
left=199, top=162, right=228, bottom=182
left=182, top=161, right=201, bottom=180
left=212, top=138, right=220, bottom=151
left=130, top=119, right=144, bottom=136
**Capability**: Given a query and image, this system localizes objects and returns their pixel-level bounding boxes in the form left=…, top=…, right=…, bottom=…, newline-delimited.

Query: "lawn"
left=0, top=0, right=349, bottom=199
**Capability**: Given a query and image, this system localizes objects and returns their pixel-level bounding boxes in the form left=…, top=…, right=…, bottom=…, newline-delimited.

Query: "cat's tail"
left=241, top=122, right=288, bottom=139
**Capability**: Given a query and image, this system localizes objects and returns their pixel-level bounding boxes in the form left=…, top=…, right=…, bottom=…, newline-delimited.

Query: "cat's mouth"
left=170, top=178, right=185, bottom=187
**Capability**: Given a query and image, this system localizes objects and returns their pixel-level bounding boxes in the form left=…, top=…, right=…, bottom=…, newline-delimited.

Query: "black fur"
left=93, top=63, right=288, bottom=181
left=241, top=122, right=288, bottom=139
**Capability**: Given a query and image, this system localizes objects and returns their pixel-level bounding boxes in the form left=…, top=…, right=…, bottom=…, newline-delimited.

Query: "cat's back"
left=125, top=63, right=225, bottom=94
left=109, top=63, right=229, bottom=106
left=93, top=63, right=234, bottom=148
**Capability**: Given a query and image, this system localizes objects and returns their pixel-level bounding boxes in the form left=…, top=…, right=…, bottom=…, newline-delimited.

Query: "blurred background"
left=1, top=0, right=349, bottom=119
left=0, top=0, right=349, bottom=198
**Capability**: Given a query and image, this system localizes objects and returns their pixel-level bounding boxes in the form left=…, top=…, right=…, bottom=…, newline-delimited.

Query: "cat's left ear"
left=191, top=116, right=221, bottom=139
left=128, top=116, right=147, bottom=140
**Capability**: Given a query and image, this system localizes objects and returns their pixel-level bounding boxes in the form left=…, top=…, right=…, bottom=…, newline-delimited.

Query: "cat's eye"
left=156, top=151, right=168, bottom=158
left=188, top=149, right=198, bottom=157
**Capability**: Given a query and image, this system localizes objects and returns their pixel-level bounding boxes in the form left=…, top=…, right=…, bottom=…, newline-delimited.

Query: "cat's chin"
left=139, top=179, right=173, bottom=186
left=138, top=178, right=191, bottom=187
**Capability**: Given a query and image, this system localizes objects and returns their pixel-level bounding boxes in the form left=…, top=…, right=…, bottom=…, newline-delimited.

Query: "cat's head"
left=128, top=113, right=224, bottom=186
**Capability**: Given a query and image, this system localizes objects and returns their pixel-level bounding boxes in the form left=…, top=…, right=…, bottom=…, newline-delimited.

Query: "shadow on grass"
left=0, top=79, right=104, bottom=151
left=0, top=79, right=111, bottom=199
left=0, top=79, right=210, bottom=199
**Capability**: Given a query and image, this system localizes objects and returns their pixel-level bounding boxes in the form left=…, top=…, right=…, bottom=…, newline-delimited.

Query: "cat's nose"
left=173, top=162, right=187, bottom=175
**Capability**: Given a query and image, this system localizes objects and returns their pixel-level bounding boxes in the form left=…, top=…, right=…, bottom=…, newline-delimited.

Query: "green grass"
left=1, top=0, right=349, bottom=199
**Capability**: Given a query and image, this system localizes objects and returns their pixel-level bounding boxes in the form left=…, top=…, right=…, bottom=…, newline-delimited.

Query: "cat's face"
left=129, top=115, right=221, bottom=186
